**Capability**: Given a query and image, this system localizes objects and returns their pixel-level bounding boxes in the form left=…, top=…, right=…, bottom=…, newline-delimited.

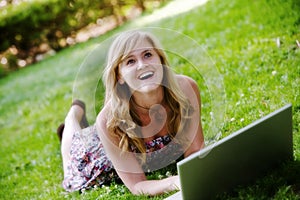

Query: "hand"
left=172, top=175, right=181, bottom=191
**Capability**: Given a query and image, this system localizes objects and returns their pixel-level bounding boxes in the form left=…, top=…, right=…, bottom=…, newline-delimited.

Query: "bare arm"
left=95, top=75, right=203, bottom=195
left=95, top=106, right=180, bottom=196
left=177, top=75, right=205, bottom=157
left=118, top=171, right=180, bottom=195
left=133, top=176, right=180, bottom=195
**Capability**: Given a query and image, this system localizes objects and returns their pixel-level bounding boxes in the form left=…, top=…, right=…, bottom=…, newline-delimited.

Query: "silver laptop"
left=166, top=104, right=293, bottom=200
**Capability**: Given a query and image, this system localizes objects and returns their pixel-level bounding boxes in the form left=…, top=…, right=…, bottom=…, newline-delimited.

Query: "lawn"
left=0, top=0, right=299, bottom=199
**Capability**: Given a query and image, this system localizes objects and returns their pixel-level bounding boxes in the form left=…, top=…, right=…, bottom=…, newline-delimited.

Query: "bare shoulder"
left=175, top=74, right=200, bottom=95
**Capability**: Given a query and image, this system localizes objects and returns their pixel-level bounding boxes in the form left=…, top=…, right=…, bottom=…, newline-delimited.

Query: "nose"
left=137, top=59, right=146, bottom=70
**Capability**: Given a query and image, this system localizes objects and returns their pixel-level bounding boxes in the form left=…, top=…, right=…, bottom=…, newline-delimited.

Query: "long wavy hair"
left=102, top=30, right=193, bottom=161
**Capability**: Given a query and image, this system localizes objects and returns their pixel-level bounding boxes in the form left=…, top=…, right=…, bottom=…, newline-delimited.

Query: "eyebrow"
left=122, top=49, right=153, bottom=62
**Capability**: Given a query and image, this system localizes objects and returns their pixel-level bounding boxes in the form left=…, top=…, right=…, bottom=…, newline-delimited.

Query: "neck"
left=132, top=86, right=164, bottom=111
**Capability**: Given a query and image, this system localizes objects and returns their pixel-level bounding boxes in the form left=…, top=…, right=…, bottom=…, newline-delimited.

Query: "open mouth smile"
left=138, top=71, right=154, bottom=80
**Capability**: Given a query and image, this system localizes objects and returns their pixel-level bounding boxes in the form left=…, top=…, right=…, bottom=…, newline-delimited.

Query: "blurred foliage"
left=0, top=0, right=165, bottom=76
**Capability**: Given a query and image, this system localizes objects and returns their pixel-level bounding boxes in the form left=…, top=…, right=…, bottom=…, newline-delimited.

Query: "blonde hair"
left=102, top=30, right=193, bottom=162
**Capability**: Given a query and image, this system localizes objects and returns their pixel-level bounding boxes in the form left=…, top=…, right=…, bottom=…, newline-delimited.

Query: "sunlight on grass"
left=0, top=0, right=299, bottom=199
left=133, top=0, right=209, bottom=26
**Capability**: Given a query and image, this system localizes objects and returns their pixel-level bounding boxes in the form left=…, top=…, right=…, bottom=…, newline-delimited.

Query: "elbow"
left=128, top=185, right=142, bottom=196
left=128, top=183, right=151, bottom=196
left=130, top=189, right=140, bottom=196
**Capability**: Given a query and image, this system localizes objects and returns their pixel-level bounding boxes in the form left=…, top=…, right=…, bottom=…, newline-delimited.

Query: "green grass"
left=0, top=0, right=299, bottom=199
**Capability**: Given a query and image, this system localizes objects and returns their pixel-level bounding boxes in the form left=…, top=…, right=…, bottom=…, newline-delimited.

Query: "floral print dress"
left=62, top=125, right=183, bottom=192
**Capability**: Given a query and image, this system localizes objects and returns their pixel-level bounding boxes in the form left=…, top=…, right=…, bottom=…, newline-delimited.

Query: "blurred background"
left=0, top=0, right=299, bottom=199
left=0, top=0, right=168, bottom=77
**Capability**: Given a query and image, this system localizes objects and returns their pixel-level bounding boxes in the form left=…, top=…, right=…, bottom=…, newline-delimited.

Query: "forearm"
left=131, top=175, right=180, bottom=196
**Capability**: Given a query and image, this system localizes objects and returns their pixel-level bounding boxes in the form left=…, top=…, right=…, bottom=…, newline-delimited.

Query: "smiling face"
left=118, top=39, right=164, bottom=94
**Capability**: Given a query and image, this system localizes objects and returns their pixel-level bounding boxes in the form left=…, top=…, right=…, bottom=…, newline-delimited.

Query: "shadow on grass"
left=218, top=160, right=300, bottom=199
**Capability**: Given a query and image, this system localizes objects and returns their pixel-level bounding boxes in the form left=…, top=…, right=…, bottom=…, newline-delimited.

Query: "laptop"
left=166, top=104, right=293, bottom=200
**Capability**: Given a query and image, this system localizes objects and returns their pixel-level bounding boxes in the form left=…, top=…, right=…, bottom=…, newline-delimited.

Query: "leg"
left=60, top=101, right=87, bottom=173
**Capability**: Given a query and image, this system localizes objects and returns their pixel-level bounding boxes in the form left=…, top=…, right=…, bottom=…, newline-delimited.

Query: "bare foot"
left=65, top=100, right=89, bottom=128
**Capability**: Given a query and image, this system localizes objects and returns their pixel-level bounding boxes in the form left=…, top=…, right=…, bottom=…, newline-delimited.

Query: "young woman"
left=58, top=30, right=205, bottom=195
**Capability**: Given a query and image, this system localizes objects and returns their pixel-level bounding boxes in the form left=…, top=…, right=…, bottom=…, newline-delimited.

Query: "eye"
left=144, top=51, right=152, bottom=58
left=126, top=59, right=135, bottom=65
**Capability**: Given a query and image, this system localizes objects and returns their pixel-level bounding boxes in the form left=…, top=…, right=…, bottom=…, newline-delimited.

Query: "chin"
left=137, top=83, right=161, bottom=93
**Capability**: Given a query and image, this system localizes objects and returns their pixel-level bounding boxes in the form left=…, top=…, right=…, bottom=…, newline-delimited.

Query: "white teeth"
left=139, top=71, right=154, bottom=80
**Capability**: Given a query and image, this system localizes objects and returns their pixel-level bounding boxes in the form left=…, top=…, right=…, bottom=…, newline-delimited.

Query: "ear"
left=118, top=76, right=125, bottom=84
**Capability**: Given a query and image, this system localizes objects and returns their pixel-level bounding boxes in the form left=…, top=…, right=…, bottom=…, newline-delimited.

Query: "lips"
left=138, top=71, right=154, bottom=80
